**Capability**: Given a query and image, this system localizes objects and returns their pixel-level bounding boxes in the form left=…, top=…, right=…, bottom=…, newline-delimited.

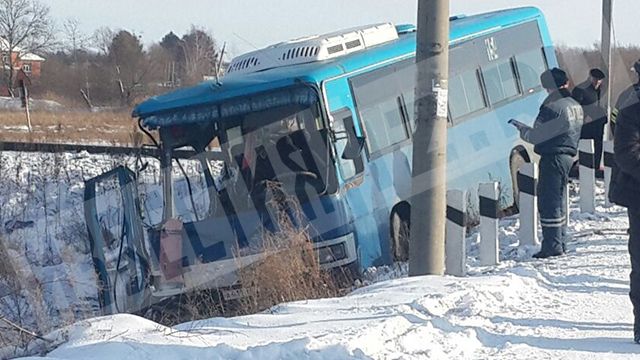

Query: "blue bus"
left=85, top=7, right=556, bottom=314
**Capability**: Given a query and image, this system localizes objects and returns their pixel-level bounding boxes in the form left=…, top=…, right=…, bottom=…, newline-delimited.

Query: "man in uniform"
left=611, top=60, right=640, bottom=136
left=609, top=65, right=640, bottom=344
left=572, top=68, right=607, bottom=170
left=512, top=68, right=584, bottom=258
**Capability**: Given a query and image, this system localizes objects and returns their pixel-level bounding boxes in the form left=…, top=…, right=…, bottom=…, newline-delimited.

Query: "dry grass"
left=234, top=183, right=340, bottom=315
left=0, top=237, right=16, bottom=281
left=148, top=183, right=344, bottom=327
left=0, top=236, right=49, bottom=356
left=0, top=111, right=143, bottom=145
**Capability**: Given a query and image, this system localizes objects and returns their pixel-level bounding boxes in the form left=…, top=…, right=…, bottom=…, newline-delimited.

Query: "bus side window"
left=448, top=69, right=486, bottom=121
left=482, top=57, right=520, bottom=105
left=515, top=48, right=548, bottom=94
left=331, top=109, right=364, bottom=180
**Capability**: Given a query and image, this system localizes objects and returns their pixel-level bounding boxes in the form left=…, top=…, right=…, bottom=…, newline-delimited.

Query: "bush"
left=234, top=183, right=341, bottom=315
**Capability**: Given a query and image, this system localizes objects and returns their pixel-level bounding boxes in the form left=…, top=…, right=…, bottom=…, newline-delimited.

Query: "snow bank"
left=15, top=182, right=638, bottom=359
left=0, top=97, right=63, bottom=111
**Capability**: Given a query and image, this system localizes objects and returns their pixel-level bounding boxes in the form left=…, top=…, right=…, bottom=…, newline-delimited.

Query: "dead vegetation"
left=0, top=236, right=52, bottom=358
left=0, top=110, right=143, bottom=145
left=150, top=183, right=348, bottom=327
left=234, top=183, right=342, bottom=315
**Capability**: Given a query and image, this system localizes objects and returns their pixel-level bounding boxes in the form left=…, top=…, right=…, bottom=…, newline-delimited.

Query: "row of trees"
left=1, top=0, right=222, bottom=107
left=38, top=25, right=221, bottom=107
left=3, top=0, right=640, bottom=109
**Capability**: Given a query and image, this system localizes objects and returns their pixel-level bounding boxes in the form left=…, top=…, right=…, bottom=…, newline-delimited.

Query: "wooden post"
left=17, top=70, right=32, bottom=133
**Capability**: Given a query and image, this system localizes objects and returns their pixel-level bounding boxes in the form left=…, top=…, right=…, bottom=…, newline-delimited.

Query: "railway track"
left=0, top=141, right=223, bottom=160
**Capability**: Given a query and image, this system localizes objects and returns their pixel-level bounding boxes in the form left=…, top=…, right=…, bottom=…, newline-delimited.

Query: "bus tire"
left=509, top=149, right=528, bottom=211
left=390, top=209, right=410, bottom=262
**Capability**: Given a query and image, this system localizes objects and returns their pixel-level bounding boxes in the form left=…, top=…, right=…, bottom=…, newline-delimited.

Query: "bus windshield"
left=219, top=102, right=331, bottom=205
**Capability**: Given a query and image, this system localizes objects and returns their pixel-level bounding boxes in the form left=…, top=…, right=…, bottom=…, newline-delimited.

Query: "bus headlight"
left=315, top=232, right=355, bottom=266
left=318, top=242, right=347, bottom=264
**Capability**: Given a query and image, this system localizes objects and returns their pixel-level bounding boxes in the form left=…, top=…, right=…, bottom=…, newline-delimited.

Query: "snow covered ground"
left=0, top=151, right=212, bottom=358
left=13, top=183, right=638, bottom=359
left=0, top=97, right=63, bottom=112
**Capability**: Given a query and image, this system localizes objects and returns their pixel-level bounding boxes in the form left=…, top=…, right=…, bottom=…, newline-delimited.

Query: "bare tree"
left=108, top=30, right=150, bottom=106
left=0, top=0, right=55, bottom=96
left=63, top=18, right=88, bottom=64
left=62, top=18, right=92, bottom=106
left=180, top=26, right=218, bottom=85
left=92, top=26, right=114, bottom=56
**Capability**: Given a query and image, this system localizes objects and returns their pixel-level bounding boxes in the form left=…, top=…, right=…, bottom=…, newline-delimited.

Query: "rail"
left=0, top=141, right=224, bottom=160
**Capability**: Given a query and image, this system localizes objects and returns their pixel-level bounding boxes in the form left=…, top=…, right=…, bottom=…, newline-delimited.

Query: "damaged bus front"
left=84, top=79, right=360, bottom=315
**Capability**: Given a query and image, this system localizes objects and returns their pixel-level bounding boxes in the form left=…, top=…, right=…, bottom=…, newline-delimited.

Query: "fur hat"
left=540, top=68, right=568, bottom=90
left=589, top=68, right=605, bottom=79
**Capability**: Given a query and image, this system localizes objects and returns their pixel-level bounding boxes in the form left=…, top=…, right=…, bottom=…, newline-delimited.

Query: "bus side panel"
left=320, top=12, right=559, bottom=268
left=447, top=17, right=554, bottom=213
left=324, top=78, right=392, bottom=269
left=447, top=90, right=547, bottom=214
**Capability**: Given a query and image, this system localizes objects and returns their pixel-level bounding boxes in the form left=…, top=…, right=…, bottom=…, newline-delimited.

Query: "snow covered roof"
left=18, top=52, right=45, bottom=62
left=0, top=37, right=46, bottom=62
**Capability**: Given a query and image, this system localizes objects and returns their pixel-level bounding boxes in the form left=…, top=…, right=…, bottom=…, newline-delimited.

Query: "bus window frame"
left=450, top=49, right=549, bottom=126
left=348, top=64, right=414, bottom=161
left=480, top=56, right=522, bottom=107
left=330, top=107, right=365, bottom=182
left=513, top=47, right=549, bottom=96
left=448, top=68, right=489, bottom=123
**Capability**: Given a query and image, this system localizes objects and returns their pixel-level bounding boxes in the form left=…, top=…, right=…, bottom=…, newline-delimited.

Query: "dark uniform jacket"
left=612, top=83, right=640, bottom=135
left=572, top=80, right=606, bottom=125
left=609, top=86, right=640, bottom=208
left=520, top=89, right=584, bottom=156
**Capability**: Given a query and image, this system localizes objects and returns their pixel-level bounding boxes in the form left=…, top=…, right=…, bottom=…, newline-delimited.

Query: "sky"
left=45, top=0, right=640, bottom=58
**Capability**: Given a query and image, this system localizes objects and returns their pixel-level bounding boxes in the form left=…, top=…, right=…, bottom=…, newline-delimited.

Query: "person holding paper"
left=510, top=68, right=584, bottom=258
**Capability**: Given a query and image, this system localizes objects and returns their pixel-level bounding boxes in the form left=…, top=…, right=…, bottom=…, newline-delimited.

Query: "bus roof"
left=134, top=7, right=545, bottom=128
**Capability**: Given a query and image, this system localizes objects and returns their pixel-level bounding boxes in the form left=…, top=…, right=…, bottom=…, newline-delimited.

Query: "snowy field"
left=0, top=151, right=211, bottom=359
left=10, top=180, right=637, bottom=359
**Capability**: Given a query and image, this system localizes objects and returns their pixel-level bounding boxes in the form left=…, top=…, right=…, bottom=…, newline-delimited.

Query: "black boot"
left=532, top=249, right=564, bottom=259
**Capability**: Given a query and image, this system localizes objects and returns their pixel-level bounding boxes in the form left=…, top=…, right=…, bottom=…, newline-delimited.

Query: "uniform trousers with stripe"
left=537, top=154, right=574, bottom=254
left=627, top=206, right=640, bottom=332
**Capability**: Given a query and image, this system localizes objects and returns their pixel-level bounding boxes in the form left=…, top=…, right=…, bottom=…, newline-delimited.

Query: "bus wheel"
left=509, top=150, right=528, bottom=211
left=391, top=211, right=410, bottom=262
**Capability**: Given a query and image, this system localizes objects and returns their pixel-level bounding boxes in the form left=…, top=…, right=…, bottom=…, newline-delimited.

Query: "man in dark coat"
left=513, top=68, right=584, bottom=258
left=572, top=68, right=607, bottom=169
left=611, top=60, right=640, bottom=136
left=608, top=77, right=640, bottom=343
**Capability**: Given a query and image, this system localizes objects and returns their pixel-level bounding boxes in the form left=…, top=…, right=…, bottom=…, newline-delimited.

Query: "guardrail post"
left=479, top=182, right=499, bottom=266
left=445, top=189, right=466, bottom=277
left=603, top=140, right=615, bottom=207
left=579, top=139, right=596, bottom=213
left=518, top=163, right=538, bottom=247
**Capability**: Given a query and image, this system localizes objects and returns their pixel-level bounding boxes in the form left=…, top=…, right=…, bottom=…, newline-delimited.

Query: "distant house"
left=1, top=38, right=46, bottom=95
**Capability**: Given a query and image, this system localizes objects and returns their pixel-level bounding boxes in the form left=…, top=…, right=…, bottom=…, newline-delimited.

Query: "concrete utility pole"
left=409, top=0, right=450, bottom=276
left=601, top=0, right=613, bottom=140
